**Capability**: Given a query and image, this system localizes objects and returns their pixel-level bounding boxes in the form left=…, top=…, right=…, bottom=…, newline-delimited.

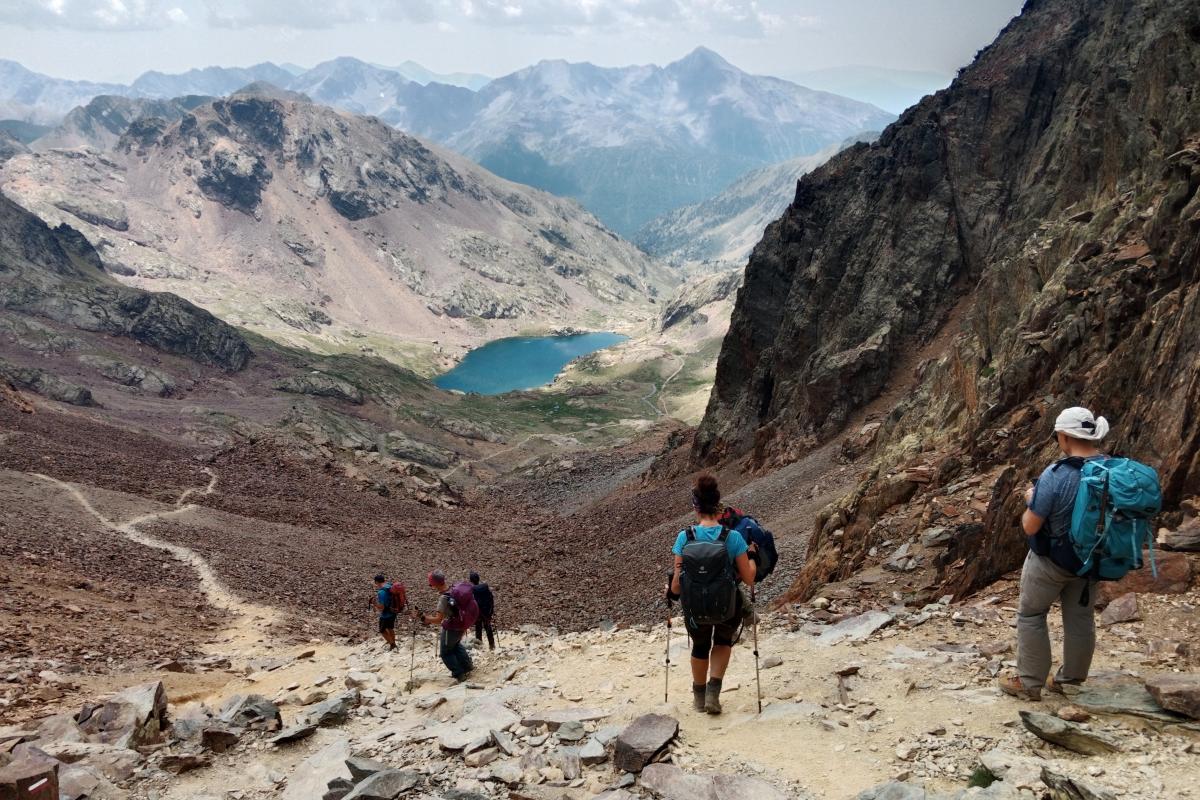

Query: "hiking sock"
left=704, top=678, right=723, bottom=714
left=692, top=683, right=706, bottom=711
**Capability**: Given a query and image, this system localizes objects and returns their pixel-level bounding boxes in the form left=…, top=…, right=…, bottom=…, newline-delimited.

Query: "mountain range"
left=0, top=89, right=671, bottom=371
left=1, top=50, right=894, bottom=237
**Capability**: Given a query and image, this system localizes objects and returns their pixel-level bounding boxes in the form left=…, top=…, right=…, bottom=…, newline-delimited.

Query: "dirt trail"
left=33, top=470, right=279, bottom=653
left=639, top=355, right=686, bottom=418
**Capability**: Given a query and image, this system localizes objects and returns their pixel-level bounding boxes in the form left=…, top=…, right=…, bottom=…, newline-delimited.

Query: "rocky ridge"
left=693, top=0, right=1200, bottom=600
left=0, top=91, right=672, bottom=366
left=31, top=95, right=213, bottom=152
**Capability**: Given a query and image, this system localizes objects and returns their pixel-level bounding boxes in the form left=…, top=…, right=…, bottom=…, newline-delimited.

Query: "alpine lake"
left=433, top=332, right=627, bottom=395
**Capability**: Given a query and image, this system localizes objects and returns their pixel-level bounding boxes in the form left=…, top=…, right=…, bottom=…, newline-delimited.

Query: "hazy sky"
left=1, top=0, right=1025, bottom=84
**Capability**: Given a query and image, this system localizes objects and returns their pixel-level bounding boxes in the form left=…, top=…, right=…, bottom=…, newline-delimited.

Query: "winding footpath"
left=34, top=469, right=278, bottom=647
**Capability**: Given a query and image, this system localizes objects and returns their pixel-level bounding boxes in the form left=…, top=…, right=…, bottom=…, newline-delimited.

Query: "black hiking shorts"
left=684, top=594, right=744, bottom=659
left=379, top=614, right=397, bottom=633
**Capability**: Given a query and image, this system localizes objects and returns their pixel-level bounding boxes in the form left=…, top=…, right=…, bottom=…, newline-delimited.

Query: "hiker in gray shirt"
left=999, top=406, right=1109, bottom=702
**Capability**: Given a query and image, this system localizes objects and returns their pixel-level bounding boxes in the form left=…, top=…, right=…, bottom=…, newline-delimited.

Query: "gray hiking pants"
left=1016, top=551, right=1096, bottom=690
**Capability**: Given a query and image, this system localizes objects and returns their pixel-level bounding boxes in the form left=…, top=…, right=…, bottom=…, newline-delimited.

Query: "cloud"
left=202, top=0, right=783, bottom=37
left=0, top=0, right=190, bottom=30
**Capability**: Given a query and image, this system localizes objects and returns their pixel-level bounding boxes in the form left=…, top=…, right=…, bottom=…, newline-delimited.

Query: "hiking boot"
left=692, top=684, right=706, bottom=712
left=1046, top=676, right=1082, bottom=695
left=997, top=675, right=1041, bottom=702
left=704, top=679, right=723, bottom=714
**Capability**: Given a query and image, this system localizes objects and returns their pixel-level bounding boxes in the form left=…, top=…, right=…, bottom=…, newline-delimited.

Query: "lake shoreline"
left=433, top=332, right=629, bottom=395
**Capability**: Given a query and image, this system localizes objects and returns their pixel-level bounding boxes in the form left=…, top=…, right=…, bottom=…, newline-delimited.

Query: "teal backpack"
left=1068, top=457, right=1163, bottom=581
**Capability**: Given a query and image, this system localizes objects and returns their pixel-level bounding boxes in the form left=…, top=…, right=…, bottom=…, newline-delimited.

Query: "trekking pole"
left=664, top=597, right=673, bottom=704
left=408, top=619, right=417, bottom=693
left=751, top=587, right=762, bottom=714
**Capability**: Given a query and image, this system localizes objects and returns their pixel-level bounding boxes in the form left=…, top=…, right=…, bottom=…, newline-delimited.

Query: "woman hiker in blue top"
left=670, top=473, right=756, bottom=714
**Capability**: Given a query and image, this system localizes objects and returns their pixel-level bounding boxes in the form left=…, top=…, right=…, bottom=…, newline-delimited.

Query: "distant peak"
left=674, top=47, right=736, bottom=70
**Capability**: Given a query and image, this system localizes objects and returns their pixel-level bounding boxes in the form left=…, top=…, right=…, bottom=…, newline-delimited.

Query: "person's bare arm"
left=671, top=555, right=683, bottom=596
left=1021, top=483, right=1043, bottom=535
left=735, top=552, right=756, bottom=586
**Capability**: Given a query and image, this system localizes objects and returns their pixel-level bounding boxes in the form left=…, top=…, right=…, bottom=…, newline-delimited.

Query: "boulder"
left=549, top=747, right=581, bottom=781
left=324, top=776, right=355, bottom=800
left=1040, top=766, right=1118, bottom=800
left=33, top=715, right=85, bottom=744
left=614, top=714, right=678, bottom=773
left=381, top=431, right=454, bottom=468
left=307, top=691, right=359, bottom=727
left=520, top=708, right=610, bottom=731
left=219, top=694, right=282, bottom=731
left=1056, top=705, right=1090, bottom=723
left=1096, top=551, right=1192, bottom=604
left=556, top=720, right=586, bottom=742
left=58, top=763, right=107, bottom=800
left=1098, top=593, right=1140, bottom=626
left=1144, top=673, right=1200, bottom=719
left=1018, top=711, right=1120, bottom=755
left=345, top=756, right=387, bottom=782
left=269, top=723, right=317, bottom=745
left=159, top=751, right=211, bottom=774
left=1160, top=518, right=1200, bottom=551
left=712, top=775, right=791, bottom=800
left=1061, top=673, right=1179, bottom=722
left=200, top=727, right=239, bottom=753
left=463, top=747, right=498, bottom=768
left=344, top=671, right=378, bottom=689
left=0, top=757, right=58, bottom=800
left=342, top=769, right=421, bottom=800
left=35, top=742, right=140, bottom=782
left=281, top=738, right=352, bottom=800
left=979, top=748, right=1045, bottom=790
left=579, top=738, right=607, bottom=765
left=274, top=373, right=364, bottom=405
left=640, top=764, right=717, bottom=800
left=884, top=543, right=919, bottom=572
left=437, top=704, right=520, bottom=751
left=78, top=681, right=168, bottom=748
left=815, top=611, right=894, bottom=646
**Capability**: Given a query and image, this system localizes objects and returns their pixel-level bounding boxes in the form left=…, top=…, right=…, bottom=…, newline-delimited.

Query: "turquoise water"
left=434, top=332, right=627, bottom=395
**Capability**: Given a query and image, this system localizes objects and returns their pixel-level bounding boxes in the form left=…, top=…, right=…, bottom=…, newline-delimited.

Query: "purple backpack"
left=443, top=581, right=480, bottom=631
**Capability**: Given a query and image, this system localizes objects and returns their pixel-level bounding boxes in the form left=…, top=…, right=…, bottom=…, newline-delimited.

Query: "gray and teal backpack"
left=679, top=526, right=739, bottom=625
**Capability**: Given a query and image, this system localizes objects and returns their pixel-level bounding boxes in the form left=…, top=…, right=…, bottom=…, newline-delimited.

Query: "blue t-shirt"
left=1028, top=455, right=1106, bottom=569
left=672, top=524, right=748, bottom=561
left=377, top=586, right=395, bottom=618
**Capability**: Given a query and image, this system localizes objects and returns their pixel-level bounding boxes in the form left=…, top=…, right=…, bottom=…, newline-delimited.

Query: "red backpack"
left=387, top=582, right=408, bottom=614
left=443, top=581, right=479, bottom=631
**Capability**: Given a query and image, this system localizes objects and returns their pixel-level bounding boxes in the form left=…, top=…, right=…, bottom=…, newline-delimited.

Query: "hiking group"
left=371, top=569, right=497, bottom=682
left=370, top=405, right=1160, bottom=709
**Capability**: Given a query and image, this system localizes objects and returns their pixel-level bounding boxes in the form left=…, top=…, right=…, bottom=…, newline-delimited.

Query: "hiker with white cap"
left=1000, top=406, right=1111, bottom=701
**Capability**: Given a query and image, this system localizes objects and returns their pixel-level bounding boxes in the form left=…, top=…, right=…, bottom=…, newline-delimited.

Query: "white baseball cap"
left=1054, top=406, right=1110, bottom=441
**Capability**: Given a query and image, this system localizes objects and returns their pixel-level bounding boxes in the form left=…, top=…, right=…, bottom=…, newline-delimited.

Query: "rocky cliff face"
left=695, top=0, right=1200, bottom=598
left=0, top=192, right=251, bottom=372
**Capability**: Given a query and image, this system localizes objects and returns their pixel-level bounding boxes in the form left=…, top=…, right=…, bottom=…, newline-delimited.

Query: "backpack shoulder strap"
left=1052, top=456, right=1085, bottom=472
left=717, top=525, right=730, bottom=543
left=685, top=526, right=697, bottom=542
